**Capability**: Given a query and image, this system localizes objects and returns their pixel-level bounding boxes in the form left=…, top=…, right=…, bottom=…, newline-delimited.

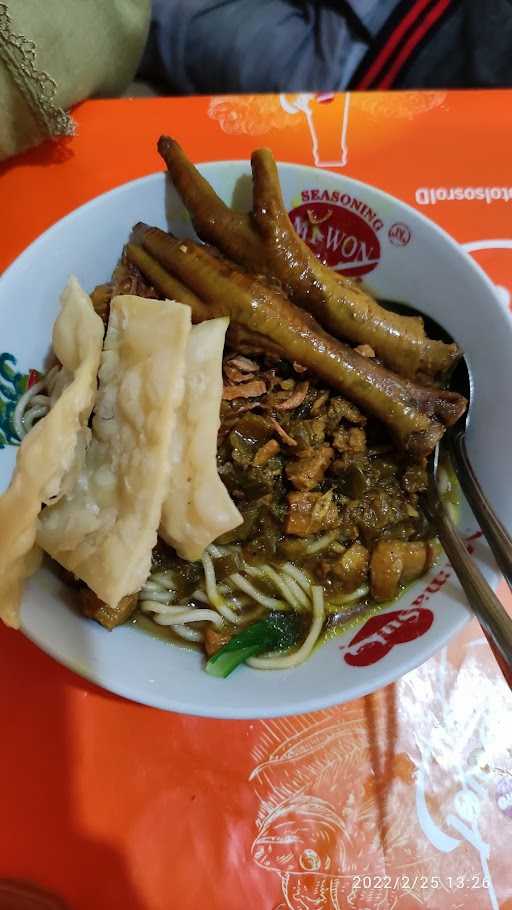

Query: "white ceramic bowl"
left=1, top=162, right=511, bottom=719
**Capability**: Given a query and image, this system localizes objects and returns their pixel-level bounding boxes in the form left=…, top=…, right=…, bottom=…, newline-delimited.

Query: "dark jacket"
left=140, top=0, right=512, bottom=93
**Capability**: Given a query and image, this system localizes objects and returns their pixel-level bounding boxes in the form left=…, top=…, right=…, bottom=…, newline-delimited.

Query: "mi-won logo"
left=289, top=189, right=384, bottom=277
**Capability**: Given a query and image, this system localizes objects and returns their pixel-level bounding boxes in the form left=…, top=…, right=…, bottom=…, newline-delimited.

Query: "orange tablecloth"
left=1, top=92, right=512, bottom=910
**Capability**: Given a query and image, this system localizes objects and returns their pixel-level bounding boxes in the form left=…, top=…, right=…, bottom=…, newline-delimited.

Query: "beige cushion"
left=0, top=0, right=150, bottom=160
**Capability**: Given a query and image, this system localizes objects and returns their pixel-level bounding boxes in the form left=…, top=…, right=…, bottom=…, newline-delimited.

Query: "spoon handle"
left=449, top=430, right=512, bottom=590
left=424, top=482, right=512, bottom=690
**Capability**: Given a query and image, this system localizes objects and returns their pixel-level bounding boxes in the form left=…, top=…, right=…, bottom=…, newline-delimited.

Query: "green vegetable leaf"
left=205, top=611, right=302, bottom=678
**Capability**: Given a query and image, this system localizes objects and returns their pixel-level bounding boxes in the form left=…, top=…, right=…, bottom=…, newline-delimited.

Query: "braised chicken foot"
left=157, top=136, right=459, bottom=380
left=132, top=224, right=466, bottom=456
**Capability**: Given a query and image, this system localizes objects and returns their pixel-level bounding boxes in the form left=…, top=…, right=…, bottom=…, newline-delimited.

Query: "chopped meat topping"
left=90, top=283, right=112, bottom=325
left=223, top=364, right=256, bottom=383
left=285, top=490, right=340, bottom=537
left=253, top=439, right=280, bottom=466
left=212, top=350, right=435, bottom=605
left=112, top=258, right=158, bottom=299
left=79, top=588, right=138, bottom=630
left=286, top=445, right=334, bottom=491
left=204, top=625, right=233, bottom=657
left=269, top=417, right=297, bottom=446
left=370, top=539, right=433, bottom=601
left=293, top=416, right=327, bottom=449
left=332, top=426, right=367, bottom=454
left=331, top=543, right=369, bottom=592
left=310, top=391, right=330, bottom=415
left=227, top=355, right=259, bottom=373
left=223, top=380, right=266, bottom=400
left=271, top=381, right=309, bottom=411
left=327, top=397, right=366, bottom=430
left=402, top=461, right=428, bottom=493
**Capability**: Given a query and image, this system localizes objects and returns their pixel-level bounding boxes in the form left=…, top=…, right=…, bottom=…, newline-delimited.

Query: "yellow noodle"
left=139, top=589, right=173, bottom=605
left=207, top=543, right=232, bottom=558
left=192, top=588, right=211, bottom=604
left=327, top=583, right=369, bottom=607
left=281, top=563, right=313, bottom=593
left=152, top=608, right=224, bottom=627
left=139, top=601, right=184, bottom=615
left=229, top=572, right=286, bottom=610
left=260, top=565, right=304, bottom=610
left=242, top=564, right=295, bottom=605
left=202, top=552, right=243, bottom=624
left=304, top=530, right=340, bottom=555
left=172, top=623, right=203, bottom=643
left=150, top=570, right=177, bottom=587
left=276, top=571, right=310, bottom=609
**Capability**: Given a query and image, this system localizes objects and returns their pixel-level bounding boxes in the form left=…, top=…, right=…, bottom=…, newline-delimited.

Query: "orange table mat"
left=1, top=92, right=512, bottom=910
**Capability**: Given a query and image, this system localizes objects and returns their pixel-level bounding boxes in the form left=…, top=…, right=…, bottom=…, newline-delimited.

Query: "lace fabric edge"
left=0, top=1, right=75, bottom=140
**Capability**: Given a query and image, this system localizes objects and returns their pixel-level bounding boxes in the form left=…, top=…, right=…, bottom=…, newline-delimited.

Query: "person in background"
left=140, top=0, right=512, bottom=94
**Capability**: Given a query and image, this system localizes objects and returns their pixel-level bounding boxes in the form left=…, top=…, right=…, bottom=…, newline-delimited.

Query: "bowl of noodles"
left=0, top=139, right=510, bottom=718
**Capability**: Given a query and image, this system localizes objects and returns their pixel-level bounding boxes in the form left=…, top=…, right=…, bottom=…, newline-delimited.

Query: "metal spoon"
left=381, top=301, right=512, bottom=687
left=382, top=299, right=512, bottom=588
left=422, top=448, right=512, bottom=688
left=444, top=359, right=512, bottom=590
